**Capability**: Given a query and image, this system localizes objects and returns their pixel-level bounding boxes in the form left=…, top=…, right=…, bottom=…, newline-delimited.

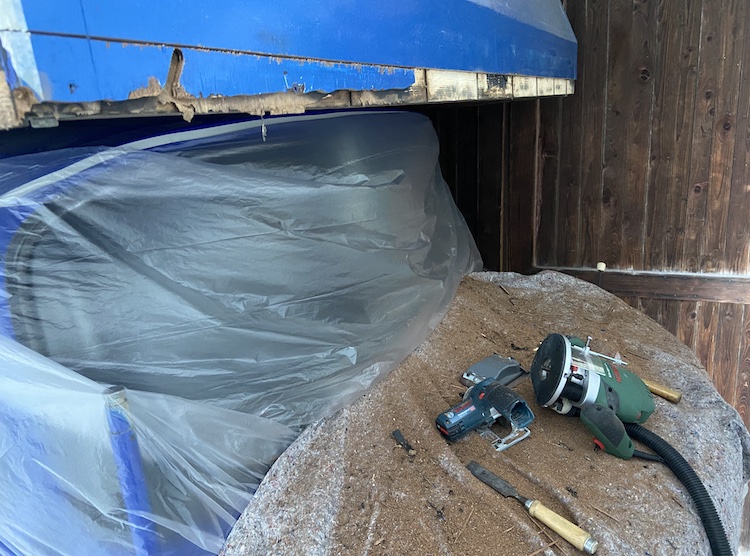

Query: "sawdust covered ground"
left=222, top=272, right=750, bottom=556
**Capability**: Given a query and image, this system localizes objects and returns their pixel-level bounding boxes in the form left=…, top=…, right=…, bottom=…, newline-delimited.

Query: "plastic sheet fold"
left=0, top=111, right=481, bottom=555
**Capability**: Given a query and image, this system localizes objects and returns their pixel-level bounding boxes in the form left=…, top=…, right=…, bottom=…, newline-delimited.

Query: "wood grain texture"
left=644, top=0, right=701, bottom=270
left=713, top=303, right=744, bottom=405
left=476, top=102, right=505, bottom=270
left=600, top=0, right=631, bottom=268
left=683, top=1, right=719, bottom=272
left=616, top=294, right=743, bottom=414
left=563, top=269, right=750, bottom=303
left=518, top=0, right=750, bottom=422
left=578, top=0, right=608, bottom=268
left=677, top=300, right=699, bottom=353
left=619, top=0, right=657, bottom=269
left=640, top=298, right=665, bottom=331
left=620, top=296, right=640, bottom=311
left=701, top=0, right=747, bottom=273
left=739, top=305, right=750, bottom=428
left=555, top=0, right=586, bottom=266
left=412, top=103, right=506, bottom=270
left=695, top=301, right=718, bottom=382
left=507, top=100, right=539, bottom=273
left=645, top=299, right=682, bottom=338
left=726, top=3, right=750, bottom=275
left=536, top=97, right=562, bottom=267
left=499, top=103, right=510, bottom=270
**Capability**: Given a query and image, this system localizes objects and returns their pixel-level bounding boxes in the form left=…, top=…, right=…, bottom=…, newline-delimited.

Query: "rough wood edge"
left=0, top=69, right=19, bottom=130
left=9, top=68, right=575, bottom=129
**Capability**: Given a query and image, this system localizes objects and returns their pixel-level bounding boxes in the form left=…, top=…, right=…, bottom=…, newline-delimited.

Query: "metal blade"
left=466, top=461, right=518, bottom=499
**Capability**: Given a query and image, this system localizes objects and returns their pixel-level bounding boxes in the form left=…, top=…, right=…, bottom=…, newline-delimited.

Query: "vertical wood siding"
left=507, top=0, right=750, bottom=428
left=411, top=103, right=508, bottom=270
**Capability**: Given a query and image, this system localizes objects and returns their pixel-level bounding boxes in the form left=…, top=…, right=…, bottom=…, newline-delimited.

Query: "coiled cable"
left=624, top=423, right=732, bottom=556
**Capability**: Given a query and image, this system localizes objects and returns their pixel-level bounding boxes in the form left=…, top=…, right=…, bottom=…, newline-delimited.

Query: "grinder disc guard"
left=530, top=333, right=572, bottom=406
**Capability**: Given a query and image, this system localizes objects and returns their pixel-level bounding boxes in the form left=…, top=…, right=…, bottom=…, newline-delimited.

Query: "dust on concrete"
left=222, top=271, right=750, bottom=556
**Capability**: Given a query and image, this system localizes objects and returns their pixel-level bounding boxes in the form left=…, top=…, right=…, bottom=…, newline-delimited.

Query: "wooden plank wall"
left=412, top=103, right=508, bottom=270
left=506, top=0, right=750, bottom=428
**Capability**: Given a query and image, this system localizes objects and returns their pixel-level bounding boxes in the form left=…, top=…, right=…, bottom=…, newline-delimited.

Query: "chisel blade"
left=467, top=461, right=519, bottom=499
left=466, top=461, right=599, bottom=554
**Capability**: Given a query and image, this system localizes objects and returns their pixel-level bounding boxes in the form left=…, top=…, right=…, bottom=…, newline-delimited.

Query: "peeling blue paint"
left=4, top=0, right=577, bottom=104
left=29, top=35, right=416, bottom=102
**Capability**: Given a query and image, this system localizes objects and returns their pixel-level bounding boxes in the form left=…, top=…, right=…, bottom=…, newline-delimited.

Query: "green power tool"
left=530, top=333, right=655, bottom=459
left=530, top=333, right=733, bottom=555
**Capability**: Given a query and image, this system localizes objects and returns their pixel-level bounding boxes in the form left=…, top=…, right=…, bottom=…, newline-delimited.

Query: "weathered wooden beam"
left=556, top=268, right=750, bottom=304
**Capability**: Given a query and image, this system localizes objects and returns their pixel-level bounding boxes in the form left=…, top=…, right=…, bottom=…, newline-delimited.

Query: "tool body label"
left=447, top=400, right=476, bottom=420
left=571, top=353, right=612, bottom=380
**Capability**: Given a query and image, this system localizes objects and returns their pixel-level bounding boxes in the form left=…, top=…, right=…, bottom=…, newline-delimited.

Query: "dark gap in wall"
left=408, top=101, right=509, bottom=272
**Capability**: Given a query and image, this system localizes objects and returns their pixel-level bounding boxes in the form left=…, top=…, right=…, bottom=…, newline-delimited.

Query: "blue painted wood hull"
left=1, top=0, right=576, bottom=105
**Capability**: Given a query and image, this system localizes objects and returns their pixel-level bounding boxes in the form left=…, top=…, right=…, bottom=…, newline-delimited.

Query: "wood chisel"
left=467, top=461, right=598, bottom=554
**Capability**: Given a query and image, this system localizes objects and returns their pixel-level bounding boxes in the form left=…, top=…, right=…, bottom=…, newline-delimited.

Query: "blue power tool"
left=435, top=356, right=535, bottom=451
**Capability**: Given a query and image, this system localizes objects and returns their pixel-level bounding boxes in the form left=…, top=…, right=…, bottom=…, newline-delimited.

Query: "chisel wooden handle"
left=642, top=378, right=682, bottom=404
left=526, top=500, right=599, bottom=554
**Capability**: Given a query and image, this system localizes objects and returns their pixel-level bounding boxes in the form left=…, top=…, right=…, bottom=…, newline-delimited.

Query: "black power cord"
left=625, top=423, right=732, bottom=556
left=632, top=449, right=662, bottom=462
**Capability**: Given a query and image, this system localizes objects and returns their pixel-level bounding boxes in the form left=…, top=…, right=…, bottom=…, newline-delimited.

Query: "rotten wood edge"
left=4, top=61, right=575, bottom=130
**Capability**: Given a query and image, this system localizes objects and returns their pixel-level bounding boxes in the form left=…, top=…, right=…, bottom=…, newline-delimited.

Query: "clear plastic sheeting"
left=0, top=111, right=482, bottom=556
